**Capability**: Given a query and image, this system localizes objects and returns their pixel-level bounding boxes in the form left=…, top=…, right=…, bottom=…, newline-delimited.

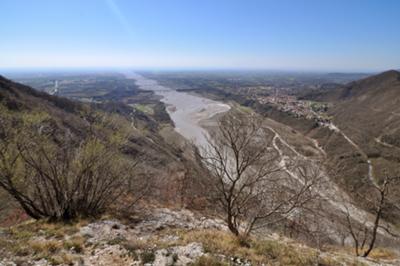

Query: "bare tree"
left=342, top=175, right=400, bottom=257
left=0, top=123, right=142, bottom=221
left=200, top=113, right=321, bottom=238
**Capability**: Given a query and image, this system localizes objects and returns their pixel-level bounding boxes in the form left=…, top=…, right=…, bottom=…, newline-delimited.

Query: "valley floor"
left=130, top=72, right=399, bottom=250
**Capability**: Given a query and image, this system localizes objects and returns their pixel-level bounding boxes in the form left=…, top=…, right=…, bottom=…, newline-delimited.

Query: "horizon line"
left=1, top=66, right=394, bottom=74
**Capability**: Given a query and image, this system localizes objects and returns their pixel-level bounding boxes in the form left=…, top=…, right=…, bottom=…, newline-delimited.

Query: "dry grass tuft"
left=30, top=240, right=62, bottom=256
left=368, top=247, right=397, bottom=260
left=325, top=244, right=398, bottom=262
left=63, top=235, right=85, bottom=253
left=189, top=255, right=228, bottom=266
left=8, top=219, right=82, bottom=240
left=179, top=229, right=321, bottom=266
left=253, top=239, right=319, bottom=266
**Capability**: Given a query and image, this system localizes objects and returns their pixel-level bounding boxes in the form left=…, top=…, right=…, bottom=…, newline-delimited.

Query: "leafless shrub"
left=0, top=117, right=143, bottom=221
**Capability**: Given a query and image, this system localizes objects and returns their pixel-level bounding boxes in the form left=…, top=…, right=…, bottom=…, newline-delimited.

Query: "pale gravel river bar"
left=125, top=72, right=231, bottom=148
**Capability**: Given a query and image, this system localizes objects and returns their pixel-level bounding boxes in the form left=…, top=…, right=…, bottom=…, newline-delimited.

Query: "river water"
left=126, top=72, right=230, bottom=148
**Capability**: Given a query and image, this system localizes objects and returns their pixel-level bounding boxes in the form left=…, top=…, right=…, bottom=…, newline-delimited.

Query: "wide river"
left=126, top=72, right=230, bottom=148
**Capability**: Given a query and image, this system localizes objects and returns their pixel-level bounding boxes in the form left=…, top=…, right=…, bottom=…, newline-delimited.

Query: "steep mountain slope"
left=329, top=70, right=400, bottom=180
left=0, top=75, right=206, bottom=224
left=286, top=71, right=400, bottom=224
left=0, top=74, right=180, bottom=164
left=296, top=70, right=400, bottom=182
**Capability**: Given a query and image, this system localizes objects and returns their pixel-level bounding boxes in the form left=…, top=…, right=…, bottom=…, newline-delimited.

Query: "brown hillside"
left=0, top=75, right=207, bottom=225
left=329, top=70, right=400, bottom=179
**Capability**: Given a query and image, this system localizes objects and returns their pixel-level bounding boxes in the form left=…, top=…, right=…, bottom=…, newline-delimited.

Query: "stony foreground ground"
left=1, top=208, right=398, bottom=266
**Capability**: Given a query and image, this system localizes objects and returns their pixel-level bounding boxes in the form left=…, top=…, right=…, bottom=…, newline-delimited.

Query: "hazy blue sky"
left=1, top=0, right=399, bottom=71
